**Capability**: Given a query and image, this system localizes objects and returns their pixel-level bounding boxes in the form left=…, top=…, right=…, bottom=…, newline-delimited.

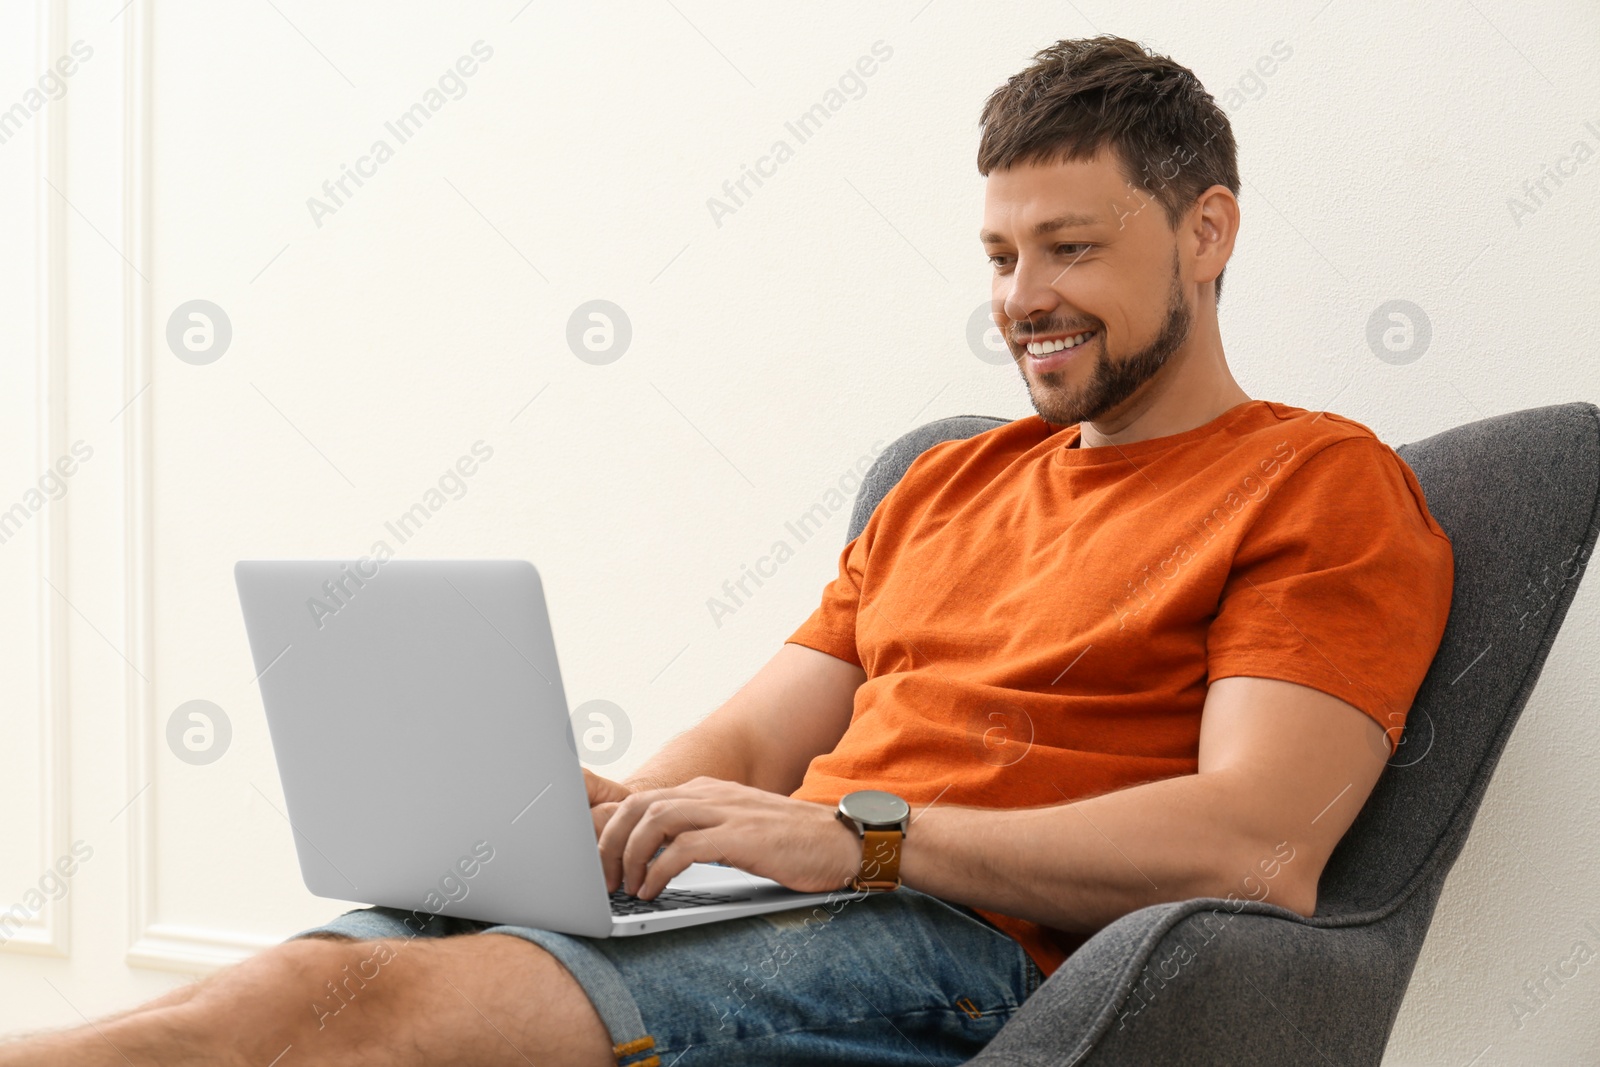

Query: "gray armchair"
left=838, top=403, right=1600, bottom=1067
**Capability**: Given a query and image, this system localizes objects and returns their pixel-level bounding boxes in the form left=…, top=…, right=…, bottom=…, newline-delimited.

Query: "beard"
left=1014, top=251, right=1193, bottom=428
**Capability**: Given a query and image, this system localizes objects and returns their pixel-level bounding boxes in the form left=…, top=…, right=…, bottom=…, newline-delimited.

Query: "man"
left=3, top=33, right=1452, bottom=1067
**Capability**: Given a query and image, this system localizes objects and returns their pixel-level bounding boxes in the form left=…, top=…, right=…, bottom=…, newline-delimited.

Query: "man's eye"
left=987, top=245, right=1090, bottom=268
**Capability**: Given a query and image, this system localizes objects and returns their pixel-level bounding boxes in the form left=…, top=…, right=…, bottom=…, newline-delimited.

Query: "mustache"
left=1010, top=322, right=1097, bottom=343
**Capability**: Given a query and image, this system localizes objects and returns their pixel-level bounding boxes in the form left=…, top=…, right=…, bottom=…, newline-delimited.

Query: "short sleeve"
left=785, top=431, right=1006, bottom=670
left=1206, top=437, right=1454, bottom=753
left=784, top=449, right=931, bottom=670
left=785, top=525, right=870, bottom=668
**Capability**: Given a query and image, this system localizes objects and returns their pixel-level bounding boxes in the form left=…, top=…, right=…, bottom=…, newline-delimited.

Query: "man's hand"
left=583, top=768, right=633, bottom=841
left=596, top=776, right=861, bottom=899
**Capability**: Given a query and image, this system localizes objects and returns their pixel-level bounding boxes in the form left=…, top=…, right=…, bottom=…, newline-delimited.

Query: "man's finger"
left=619, top=798, right=702, bottom=894
left=637, top=832, right=712, bottom=899
left=591, top=801, right=619, bottom=840
left=599, top=788, right=672, bottom=891
left=598, top=783, right=720, bottom=892
left=598, top=798, right=640, bottom=890
left=583, top=768, right=632, bottom=807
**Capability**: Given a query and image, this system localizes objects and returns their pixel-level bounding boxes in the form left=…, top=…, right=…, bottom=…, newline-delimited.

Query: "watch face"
left=840, top=789, right=910, bottom=827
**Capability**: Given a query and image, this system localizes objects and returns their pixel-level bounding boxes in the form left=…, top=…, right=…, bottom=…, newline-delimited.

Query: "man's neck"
left=1078, top=340, right=1250, bottom=448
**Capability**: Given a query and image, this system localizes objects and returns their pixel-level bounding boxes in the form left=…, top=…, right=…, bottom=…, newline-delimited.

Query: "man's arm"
left=596, top=670, right=1393, bottom=927
left=619, top=642, right=865, bottom=796
left=898, top=675, right=1391, bottom=930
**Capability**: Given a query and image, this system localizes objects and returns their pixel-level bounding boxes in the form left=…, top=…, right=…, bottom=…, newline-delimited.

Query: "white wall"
left=2, top=0, right=1597, bottom=1061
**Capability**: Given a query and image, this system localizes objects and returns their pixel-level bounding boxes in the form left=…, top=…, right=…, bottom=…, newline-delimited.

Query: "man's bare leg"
left=32, top=931, right=358, bottom=1036
left=0, top=933, right=614, bottom=1067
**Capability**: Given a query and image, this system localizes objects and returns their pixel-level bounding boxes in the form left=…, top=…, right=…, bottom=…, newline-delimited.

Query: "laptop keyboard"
left=609, top=887, right=751, bottom=916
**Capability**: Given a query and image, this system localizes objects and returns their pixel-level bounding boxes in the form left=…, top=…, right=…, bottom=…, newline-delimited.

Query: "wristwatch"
left=835, top=789, right=911, bottom=892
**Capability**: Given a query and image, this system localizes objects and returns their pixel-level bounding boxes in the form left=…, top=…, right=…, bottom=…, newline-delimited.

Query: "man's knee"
left=168, top=933, right=609, bottom=1066
left=222, top=935, right=540, bottom=1031
left=181, top=937, right=404, bottom=1034
left=294, top=932, right=611, bottom=1065
left=149, top=936, right=406, bottom=1067
left=289, top=937, right=408, bottom=1030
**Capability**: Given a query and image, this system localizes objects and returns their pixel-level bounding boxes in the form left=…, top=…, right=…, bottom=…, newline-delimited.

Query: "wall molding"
left=2, top=0, right=74, bottom=964
left=121, top=0, right=160, bottom=971
left=126, top=923, right=280, bottom=973
left=115, top=0, right=281, bottom=974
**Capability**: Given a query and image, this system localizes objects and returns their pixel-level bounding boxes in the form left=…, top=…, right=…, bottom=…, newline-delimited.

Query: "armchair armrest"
left=967, top=898, right=1403, bottom=1066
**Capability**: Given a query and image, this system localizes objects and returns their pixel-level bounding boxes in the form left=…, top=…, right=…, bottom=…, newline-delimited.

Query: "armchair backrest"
left=1319, top=402, right=1598, bottom=915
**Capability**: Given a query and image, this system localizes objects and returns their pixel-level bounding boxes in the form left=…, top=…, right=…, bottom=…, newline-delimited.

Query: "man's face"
left=980, top=150, right=1195, bottom=427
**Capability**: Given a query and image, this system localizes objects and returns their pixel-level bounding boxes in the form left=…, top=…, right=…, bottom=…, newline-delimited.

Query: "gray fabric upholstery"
left=841, top=404, right=1600, bottom=1066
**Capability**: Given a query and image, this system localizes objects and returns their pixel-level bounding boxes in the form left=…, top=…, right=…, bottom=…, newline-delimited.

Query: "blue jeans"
left=292, top=886, right=1043, bottom=1066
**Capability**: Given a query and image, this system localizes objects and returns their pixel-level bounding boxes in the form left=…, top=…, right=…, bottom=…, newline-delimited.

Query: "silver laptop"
left=235, top=559, right=844, bottom=936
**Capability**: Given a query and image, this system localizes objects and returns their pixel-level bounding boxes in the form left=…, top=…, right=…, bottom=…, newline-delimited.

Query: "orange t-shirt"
left=784, top=399, right=1453, bottom=978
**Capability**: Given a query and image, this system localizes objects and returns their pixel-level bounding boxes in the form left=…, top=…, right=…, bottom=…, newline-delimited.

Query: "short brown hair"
left=977, top=35, right=1240, bottom=303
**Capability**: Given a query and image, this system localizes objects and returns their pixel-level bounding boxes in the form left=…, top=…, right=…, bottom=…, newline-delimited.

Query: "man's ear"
left=1189, top=184, right=1240, bottom=290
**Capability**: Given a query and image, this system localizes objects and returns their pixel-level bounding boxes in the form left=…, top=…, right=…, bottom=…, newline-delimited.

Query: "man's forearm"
left=898, top=772, right=1314, bottom=934
left=621, top=718, right=755, bottom=793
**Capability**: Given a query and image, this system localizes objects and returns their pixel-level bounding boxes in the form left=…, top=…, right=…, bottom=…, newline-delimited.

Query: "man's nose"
left=1001, top=256, right=1065, bottom=327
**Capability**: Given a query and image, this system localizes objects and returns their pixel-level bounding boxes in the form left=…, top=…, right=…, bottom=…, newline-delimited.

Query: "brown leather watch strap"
left=852, top=828, right=903, bottom=891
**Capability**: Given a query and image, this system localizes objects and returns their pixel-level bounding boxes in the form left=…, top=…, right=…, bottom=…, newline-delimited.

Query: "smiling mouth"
left=1023, top=330, right=1096, bottom=357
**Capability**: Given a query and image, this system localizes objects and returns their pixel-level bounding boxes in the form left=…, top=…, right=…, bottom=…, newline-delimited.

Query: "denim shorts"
left=291, top=886, right=1043, bottom=1066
